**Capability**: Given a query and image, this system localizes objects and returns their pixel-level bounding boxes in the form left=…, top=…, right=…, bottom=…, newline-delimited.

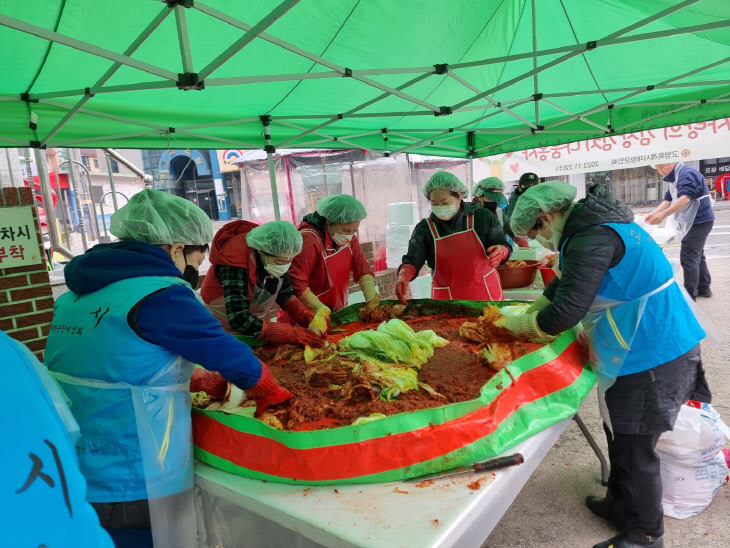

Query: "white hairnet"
left=473, top=177, right=504, bottom=195
left=510, top=181, right=578, bottom=236
left=110, top=189, right=213, bottom=245
left=422, top=171, right=469, bottom=199
left=317, top=194, right=367, bottom=223
left=246, top=221, right=303, bottom=257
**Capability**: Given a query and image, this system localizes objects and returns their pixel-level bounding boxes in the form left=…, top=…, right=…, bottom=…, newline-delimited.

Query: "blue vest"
left=45, top=276, right=195, bottom=503
left=565, top=222, right=704, bottom=376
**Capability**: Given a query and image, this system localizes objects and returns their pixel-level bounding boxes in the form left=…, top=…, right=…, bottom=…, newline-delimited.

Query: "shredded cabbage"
left=352, top=413, right=387, bottom=425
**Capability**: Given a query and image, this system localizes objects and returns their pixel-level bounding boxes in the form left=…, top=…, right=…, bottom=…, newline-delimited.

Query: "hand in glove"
left=396, top=264, right=416, bottom=306
left=260, top=322, right=326, bottom=348
left=526, top=295, right=551, bottom=314
left=282, top=296, right=315, bottom=327
left=514, top=236, right=531, bottom=249
left=486, top=245, right=510, bottom=268
left=246, top=364, right=292, bottom=417
left=359, top=274, right=381, bottom=312
left=308, top=306, right=332, bottom=335
left=494, top=312, right=552, bottom=341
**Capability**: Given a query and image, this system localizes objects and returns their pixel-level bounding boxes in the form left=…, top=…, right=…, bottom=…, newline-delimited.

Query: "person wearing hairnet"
left=286, top=195, right=378, bottom=324
left=200, top=219, right=325, bottom=347
left=396, top=171, right=511, bottom=304
left=504, top=172, right=540, bottom=248
left=44, top=190, right=292, bottom=547
left=473, top=176, right=508, bottom=224
left=496, top=181, right=711, bottom=548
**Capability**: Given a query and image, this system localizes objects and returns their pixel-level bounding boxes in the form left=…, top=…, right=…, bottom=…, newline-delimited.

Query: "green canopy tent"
left=2, top=0, right=729, bottom=221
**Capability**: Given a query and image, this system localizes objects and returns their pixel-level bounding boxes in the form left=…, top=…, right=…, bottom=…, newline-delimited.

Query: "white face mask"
left=536, top=220, right=563, bottom=252
left=432, top=204, right=457, bottom=221
left=262, top=255, right=291, bottom=278
left=332, top=232, right=352, bottom=246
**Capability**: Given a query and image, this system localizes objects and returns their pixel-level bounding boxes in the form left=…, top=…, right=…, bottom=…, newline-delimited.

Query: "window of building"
left=81, top=155, right=92, bottom=170
left=110, top=158, right=119, bottom=173
left=91, top=158, right=100, bottom=171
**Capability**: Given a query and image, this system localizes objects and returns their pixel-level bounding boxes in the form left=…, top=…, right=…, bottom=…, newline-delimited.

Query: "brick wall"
left=348, top=241, right=406, bottom=300
left=0, top=187, right=53, bottom=361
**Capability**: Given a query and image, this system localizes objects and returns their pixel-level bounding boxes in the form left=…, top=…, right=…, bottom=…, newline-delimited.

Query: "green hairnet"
left=473, top=177, right=507, bottom=206
left=473, top=177, right=505, bottom=195
left=246, top=221, right=303, bottom=258
left=317, top=194, right=367, bottom=223
left=510, top=181, right=578, bottom=237
left=110, top=189, right=213, bottom=245
left=422, top=171, right=469, bottom=199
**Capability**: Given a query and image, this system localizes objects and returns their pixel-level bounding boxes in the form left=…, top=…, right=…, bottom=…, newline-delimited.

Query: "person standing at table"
left=395, top=171, right=511, bottom=304
left=646, top=162, right=714, bottom=299
left=504, top=172, right=540, bottom=248
left=473, top=176, right=508, bottom=225
left=44, top=190, right=292, bottom=547
left=287, top=194, right=379, bottom=324
left=200, top=220, right=325, bottom=347
left=498, top=181, right=710, bottom=548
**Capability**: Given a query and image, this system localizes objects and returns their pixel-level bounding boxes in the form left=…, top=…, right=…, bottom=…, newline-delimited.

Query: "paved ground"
left=483, top=213, right=730, bottom=548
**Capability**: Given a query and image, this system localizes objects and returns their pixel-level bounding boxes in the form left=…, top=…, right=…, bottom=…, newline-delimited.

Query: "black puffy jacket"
left=537, top=184, right=634, bottom=335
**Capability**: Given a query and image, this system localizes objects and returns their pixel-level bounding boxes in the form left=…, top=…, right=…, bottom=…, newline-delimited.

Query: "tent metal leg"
left=573, top=413, right=609, bottom=486
left=262, top=118, right=281, bottom=221
left=34, top=148, right=74, bottom=260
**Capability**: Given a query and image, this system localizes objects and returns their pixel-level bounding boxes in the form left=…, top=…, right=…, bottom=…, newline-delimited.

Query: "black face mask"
left=482, top=201, right=498, bottom=213
left=183, top=254, right=200, bottom=289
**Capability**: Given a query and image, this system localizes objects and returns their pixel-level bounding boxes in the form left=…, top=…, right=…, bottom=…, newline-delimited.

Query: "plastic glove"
left=358, top=274, right=380, bottom=311
left=308, top=306, right=332, bottom=335
left=282, top=297, right=316, bottom=327
left=514, top=236, right=531, bottom=248
left=396, top=264, right=416, bottom=306
left=487, top=245, right=510, bottom=268
left=245, top=364, right=292, bottom=418
left=494, top=312, right=549, bottom=341
left=300, top=288, right=327, bottom=313
left=526, top=295, right=551, bottom=314
left=260, top=322, right=326, bottom=348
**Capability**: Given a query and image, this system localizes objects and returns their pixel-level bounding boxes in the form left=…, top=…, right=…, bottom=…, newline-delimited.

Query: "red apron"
left=428, top=213, right=504, bottom=301
left=301, top=227, right=353, bottom=311
left=277, top=228, right=353, bottom=325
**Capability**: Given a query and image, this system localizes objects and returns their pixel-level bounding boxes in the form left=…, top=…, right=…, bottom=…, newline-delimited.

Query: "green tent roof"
left=1, top=0, right=729, bottom=157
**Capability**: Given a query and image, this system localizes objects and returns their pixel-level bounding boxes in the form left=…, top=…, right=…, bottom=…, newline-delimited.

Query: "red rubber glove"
left=260, top=322, right=326, bottom=347
left=514, top=236, right=530, bottom=248
left=246, top=363, right=292, bottom=417
left=282, top=297, right=315, bottom=327
left=487, top=245, right=510, bottom=268
left=189, top=368, right=227, bottom=399
left=396, top=264, right=416, bottom=306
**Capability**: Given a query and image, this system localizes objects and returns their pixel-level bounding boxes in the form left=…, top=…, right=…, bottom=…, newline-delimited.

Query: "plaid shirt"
left=216, top=261, right=296, bottom=336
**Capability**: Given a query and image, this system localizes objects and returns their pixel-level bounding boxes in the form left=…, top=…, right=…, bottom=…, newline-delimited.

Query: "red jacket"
left=200, top=220, right=261, bottom=304
left=289, top=215, right=372, bottom=297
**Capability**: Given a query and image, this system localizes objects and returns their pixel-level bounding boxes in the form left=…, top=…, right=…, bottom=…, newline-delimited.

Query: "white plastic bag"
left=656, top=402, right=730, bottom=519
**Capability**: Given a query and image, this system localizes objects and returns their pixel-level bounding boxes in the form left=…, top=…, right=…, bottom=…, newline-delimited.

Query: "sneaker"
left=585, top=496, right=628, bottom=531
left=593, top=531, right=664, bottom=548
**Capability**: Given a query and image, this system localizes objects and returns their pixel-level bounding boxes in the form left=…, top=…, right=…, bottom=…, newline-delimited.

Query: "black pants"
left=92, top=500, right=152, bottom=548
left=604, top=425, right=664, bottom=538
left=680, top=220, right=713, bottom=299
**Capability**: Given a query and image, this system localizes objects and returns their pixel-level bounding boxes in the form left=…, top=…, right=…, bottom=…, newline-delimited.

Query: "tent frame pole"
left=261, top=117, right=281, bottom=222
left=52, top=130, right=163, bottom=148
left=198, top=0, right=301, bottom=80
left=0, top=15, right=178, bottom=81
left=174, top=4, right=195, bottom=74
left=531, top=0, right=540, bottom=127
left=451, top=0, right=700, bottom=111
left=540, top=99, right=608, bottom=132
left=448, top=72, right=536, bottom=129
left=34, top=148, right=74, bottom=260
left=40, top=92, right=94, bottom=147
left=612, top=91, right=730, bottom=132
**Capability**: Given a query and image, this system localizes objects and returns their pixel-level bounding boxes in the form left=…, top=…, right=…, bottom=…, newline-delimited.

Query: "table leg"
left=573, top=413, right=609, bottom=486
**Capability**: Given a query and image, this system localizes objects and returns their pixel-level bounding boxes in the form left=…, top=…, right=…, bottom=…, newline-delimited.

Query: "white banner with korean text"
left=477, top=118, right=730, bottom=182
